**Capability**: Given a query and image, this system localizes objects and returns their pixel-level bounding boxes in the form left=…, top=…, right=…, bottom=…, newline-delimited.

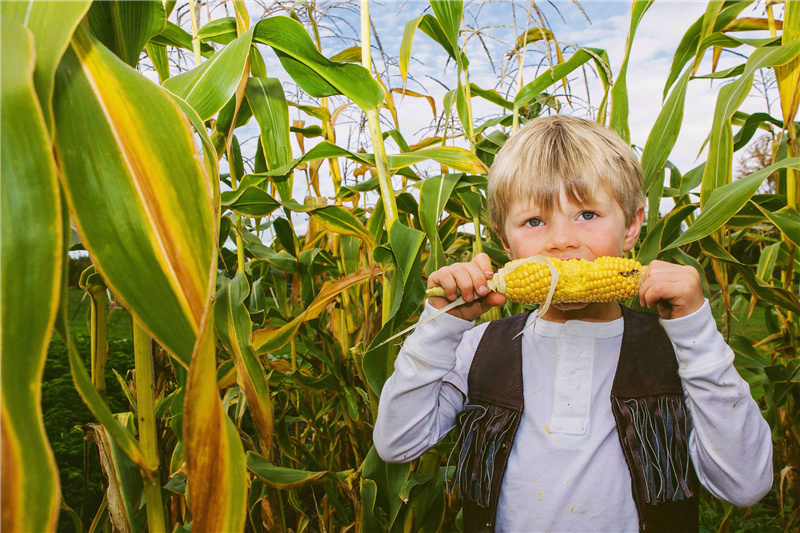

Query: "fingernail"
left=485, top=271, right=493, bottom=277
left=477, top=285, right=487, bottom=295
left=464, top=292, right=474, bottom=302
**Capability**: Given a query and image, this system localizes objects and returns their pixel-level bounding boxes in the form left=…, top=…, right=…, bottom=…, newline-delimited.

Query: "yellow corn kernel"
left=488, top=256, right=642, bottom=304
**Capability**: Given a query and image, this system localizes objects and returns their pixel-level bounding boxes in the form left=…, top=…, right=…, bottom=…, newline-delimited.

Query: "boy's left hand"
left=639, top=260, right=705, bottom=320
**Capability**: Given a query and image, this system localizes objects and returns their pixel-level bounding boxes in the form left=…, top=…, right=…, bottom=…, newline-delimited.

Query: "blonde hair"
left=488, top=115, right=645, bottom=242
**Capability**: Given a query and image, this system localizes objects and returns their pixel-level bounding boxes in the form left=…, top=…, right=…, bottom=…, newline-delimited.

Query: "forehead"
left=509, top=183, right=618, bottom=215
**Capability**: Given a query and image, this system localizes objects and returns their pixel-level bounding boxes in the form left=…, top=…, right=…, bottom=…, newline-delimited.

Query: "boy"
left=373, top=116, right=773, bottom=532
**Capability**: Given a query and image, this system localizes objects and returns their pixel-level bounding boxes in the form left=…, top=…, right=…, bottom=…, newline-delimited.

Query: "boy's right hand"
left=427, top=252, right=507, bottom=321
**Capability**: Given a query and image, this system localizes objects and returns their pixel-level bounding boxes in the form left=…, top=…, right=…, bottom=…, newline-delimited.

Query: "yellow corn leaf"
left=184, top=308, right=247, bottom=531
left=53, top=26, right=215, bottom=366
left=216, top=275, right=274, bottom=457
left=776, top=0, right=800, bottom=126
left=390, top=88, right=437, bottom=117
left=253, top=265, right=382, bottom=353
left=1, top=16, right=61, bottom=533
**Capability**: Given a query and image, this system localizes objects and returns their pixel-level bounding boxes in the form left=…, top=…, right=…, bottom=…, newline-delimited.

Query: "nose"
left=546, top=218, right=579, bottom=252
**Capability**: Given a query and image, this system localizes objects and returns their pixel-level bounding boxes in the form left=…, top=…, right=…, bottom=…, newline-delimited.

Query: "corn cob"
left=427, top=256, right=643, bottom=304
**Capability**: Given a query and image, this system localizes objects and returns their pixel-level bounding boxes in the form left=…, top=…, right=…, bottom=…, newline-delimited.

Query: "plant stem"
left=189, top=0, right=201, bottom=67
left=87, top=285, right=108, bottom=400
left=366, top=108, right=399, bottom=231
left=133, top=322, right=166, bottom=533
left=361, top=1, right=398, bottom=231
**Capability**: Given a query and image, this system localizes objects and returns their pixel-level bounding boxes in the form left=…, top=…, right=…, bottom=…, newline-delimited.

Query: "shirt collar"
left=524, top=308, right=624, bottom=339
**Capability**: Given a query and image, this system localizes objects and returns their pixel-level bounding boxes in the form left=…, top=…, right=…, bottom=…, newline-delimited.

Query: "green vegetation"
left=5, top=1, right=800, bottom=531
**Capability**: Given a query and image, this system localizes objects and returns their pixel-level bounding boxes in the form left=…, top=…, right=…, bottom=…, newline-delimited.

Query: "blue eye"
left=524, top=218, right=543, bottom=227
left=580, top=211, right=597, bottom=220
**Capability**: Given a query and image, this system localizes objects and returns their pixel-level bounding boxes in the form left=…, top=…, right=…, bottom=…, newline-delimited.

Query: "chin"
left=552, top=302, right=589, bottom=312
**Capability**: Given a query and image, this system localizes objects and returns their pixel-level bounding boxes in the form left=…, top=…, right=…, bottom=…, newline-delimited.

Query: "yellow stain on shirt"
left=570, top=505, right=574, bottom=517
left=542, top=424, right=552, bottom=434
left=532, top=480, right=535, bottom=485
left=539, top=489, right=543, bottom=501
left=566, top=479, right=569, bottom=484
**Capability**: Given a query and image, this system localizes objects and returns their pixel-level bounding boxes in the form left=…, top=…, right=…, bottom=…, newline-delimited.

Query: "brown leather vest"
left=450, top=306, right=699, bottom=532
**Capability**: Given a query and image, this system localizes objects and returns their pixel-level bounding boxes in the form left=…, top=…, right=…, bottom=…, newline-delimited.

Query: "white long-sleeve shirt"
left=373, top=300, right=773, bottom=532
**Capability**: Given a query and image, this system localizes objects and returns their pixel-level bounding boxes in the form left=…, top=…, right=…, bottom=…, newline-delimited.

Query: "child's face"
left=501, top=184, right=643, bottom=264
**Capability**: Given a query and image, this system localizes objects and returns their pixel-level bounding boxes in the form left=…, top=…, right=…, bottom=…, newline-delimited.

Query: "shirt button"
left=566, top=377, right=580, bottom=389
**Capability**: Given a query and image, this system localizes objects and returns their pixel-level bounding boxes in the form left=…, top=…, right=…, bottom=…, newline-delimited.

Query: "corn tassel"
left=427, top=256, right=643, bottom=304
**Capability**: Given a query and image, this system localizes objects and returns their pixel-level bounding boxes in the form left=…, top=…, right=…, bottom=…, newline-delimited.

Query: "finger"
left=641, top=280, right=670, bottom=309
left=451, top=264, right=478, bottom=302
left=429, top=268, right=459, bottom=300
left=473, top=253, right=494, bottom=279
left=465, top=261, right=491, bottom=297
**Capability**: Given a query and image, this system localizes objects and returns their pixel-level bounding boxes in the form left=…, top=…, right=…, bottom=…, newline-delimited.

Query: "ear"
left=495, top=225, right=514, bottom=259
left=622, top=207, right=644, bottom=252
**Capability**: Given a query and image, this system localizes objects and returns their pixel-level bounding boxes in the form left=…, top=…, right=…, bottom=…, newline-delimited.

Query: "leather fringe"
left=447, top=403, right=520, bottom=507
left=614, top=395, right=693, bottom=504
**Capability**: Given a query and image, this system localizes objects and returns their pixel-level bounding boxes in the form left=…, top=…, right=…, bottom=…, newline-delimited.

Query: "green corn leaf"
left=310, top=206, right=377, bottom=248
left=400, top=13, right=465, bottom=88
left=732, top=111, right=783, bottom=151
left=168, top=15, right=384, bottom=115
left=754, top=204, right=800, bottom=248
left=150, top=21, right=214, bottom=57
left=638, top=204, right=697, bottom=264
left=166, top=91, right=220, bottom=189
left=364, top=224, right=426, bottom=396
left=515, top=48, right=606, bottom=108
left=254, top=140, right=487, bottom=177
left=697, top=1, right=725, bottom=63
left=430, top=0, right=462, bottom=54
left=54, top=25, right=216, bottom=366
left=253, top=265, right=382, bottom=354
left=163, top=27, right=254, bottom=121
left=608, top=0, right=653, bottom=143
left=0, top=16, right=62, bottom=532
left=756, top=242, right=781, bottom=282
left=663, top=1, right=751, bottom=98
left=469, top=83, right=513, bottom=110
left=361, top=446, right=411, bottom=529
left=700, top=41, right=800, bottom=205
left=698, top=237, right=800, bottom=314
left=1, top=0, right=91, bottom=131
left=221, top=185, right=281, bottom=218
left=253, top=16, right=384, bottom=110
left=198, top=17, right=237, bottom=44
left=420, top=173, right=464, bottom=275
left=692, top=63, right=745, bottom=80
left=242, top=234, right=298, bottom=272
left=330, top=46, right=362, bottom=63
left=729, top=335, right=769, bottom=368
left=245, top=77, right=293, bottom=201
left=640, top=68, right=691, bottom=194
left=698, top=32, right=778, bottom=51
left=86, top=0, right=166, bottom=67
left=361, top=478, right=383, bottom=533
left=215, top=275, right=274, bottom=456
left=666, top=158, right=800, bottom=250
left=145, top=41, right=170, bottom=82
